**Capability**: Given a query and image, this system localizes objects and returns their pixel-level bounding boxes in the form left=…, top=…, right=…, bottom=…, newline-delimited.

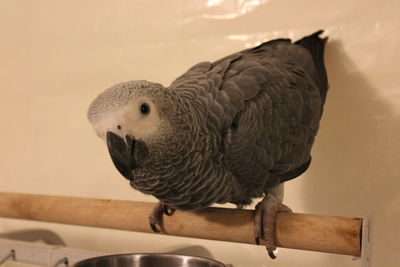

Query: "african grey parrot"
left=87, top=30, right=328, bottom=258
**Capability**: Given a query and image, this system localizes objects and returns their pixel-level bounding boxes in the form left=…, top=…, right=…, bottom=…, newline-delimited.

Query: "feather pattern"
left=90, top=32, right=328, bottom=210
left=165, top=35, right=327, bottom=206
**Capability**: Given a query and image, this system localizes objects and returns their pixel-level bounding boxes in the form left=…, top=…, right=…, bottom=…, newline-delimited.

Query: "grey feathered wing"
left=170, top=33, right=327, bottom=201
left=159, top=32, right=327, bottom=258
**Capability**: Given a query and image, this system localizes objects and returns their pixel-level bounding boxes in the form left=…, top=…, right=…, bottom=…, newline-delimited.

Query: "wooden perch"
left=0, top=192, right=362, bottom=256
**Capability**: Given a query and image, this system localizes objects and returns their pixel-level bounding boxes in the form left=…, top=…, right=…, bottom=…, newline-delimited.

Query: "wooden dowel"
left=0, top=192, right=361, bottom=256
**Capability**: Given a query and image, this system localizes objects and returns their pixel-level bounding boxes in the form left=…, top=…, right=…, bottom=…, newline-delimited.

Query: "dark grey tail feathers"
left=295, top=30, right=328, bottom=105
left=279, top=157, right=312, bottom=183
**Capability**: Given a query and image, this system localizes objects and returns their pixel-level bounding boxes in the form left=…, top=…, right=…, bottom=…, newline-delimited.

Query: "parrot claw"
left=253, top=194, right=292, bottom=259
left=150, top=222, right=161, bottom=233
left=148, top=201, right=175, bottom=233
left=163, top=205, right=176, bottom=216
left=268, top=250, right=277, bottom=259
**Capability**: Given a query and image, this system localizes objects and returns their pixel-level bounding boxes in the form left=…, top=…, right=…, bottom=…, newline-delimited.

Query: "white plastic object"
left=0, top=238, right=106, bottom=266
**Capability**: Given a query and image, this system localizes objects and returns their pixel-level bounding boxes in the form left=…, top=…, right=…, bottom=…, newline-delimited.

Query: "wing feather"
left=169, top=38, right=324, bottom=198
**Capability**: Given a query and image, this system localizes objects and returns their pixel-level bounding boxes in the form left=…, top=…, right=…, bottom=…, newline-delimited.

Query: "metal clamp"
left=0, top=249, right=15, bottom=265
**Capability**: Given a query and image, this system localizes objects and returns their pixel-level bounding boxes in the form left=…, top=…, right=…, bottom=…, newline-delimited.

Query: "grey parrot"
left=87, top=30, right=328, bottom=258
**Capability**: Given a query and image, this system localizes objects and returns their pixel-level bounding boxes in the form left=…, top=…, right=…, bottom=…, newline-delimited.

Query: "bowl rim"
left=73, top=252, right=226, bottom=267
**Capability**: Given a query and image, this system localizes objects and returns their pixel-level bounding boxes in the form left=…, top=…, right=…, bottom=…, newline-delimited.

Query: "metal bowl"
left=73, top=253, right=226, bottom=267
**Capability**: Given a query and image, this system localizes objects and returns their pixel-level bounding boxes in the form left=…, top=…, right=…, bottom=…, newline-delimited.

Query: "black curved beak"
left=106, top=131, right=135, bottom=181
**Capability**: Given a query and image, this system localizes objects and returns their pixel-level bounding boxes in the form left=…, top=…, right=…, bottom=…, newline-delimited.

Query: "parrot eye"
left=140, top=103, right=150, bottom=115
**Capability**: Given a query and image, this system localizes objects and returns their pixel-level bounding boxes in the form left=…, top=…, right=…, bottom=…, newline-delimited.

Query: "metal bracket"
left=0, top=238, right=106, bottom=266
left=352, top=214, right=372, bottom=267
left=361, top=214, right=372, bottom=267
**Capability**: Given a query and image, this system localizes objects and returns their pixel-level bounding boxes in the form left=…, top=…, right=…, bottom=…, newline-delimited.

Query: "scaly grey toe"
left=253, top=194, right=292, bottom=259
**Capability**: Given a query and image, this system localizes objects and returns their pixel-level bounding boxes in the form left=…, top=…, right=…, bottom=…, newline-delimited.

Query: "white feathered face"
left=91, top=95, right=162, bottom=143
left=87, top=80, right=171, bottom=181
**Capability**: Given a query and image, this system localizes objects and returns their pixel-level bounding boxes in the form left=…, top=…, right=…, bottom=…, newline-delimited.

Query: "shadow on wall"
left=300, top=39, right=400, bottom=263
left=302, top=39, right=400, bottom=214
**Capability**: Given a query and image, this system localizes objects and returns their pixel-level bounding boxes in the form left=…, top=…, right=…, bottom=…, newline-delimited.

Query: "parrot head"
left=87, top=80, right=227, bottom=209
left=87, top=80, right=179, bottom=181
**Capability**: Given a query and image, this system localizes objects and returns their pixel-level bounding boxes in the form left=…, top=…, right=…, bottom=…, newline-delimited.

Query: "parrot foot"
left=254, top=194, right=292, bottom=259
left=148, top=201, right=176, bottom=233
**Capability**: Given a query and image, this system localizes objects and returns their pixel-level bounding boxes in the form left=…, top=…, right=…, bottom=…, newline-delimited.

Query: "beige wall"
left=1, top=0, right=399, bottom=266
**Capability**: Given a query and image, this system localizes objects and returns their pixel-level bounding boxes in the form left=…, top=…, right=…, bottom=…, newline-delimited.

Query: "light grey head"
left=87, top=80, right=171, bottom=180
left=87, top=80, right=168, bottom=141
